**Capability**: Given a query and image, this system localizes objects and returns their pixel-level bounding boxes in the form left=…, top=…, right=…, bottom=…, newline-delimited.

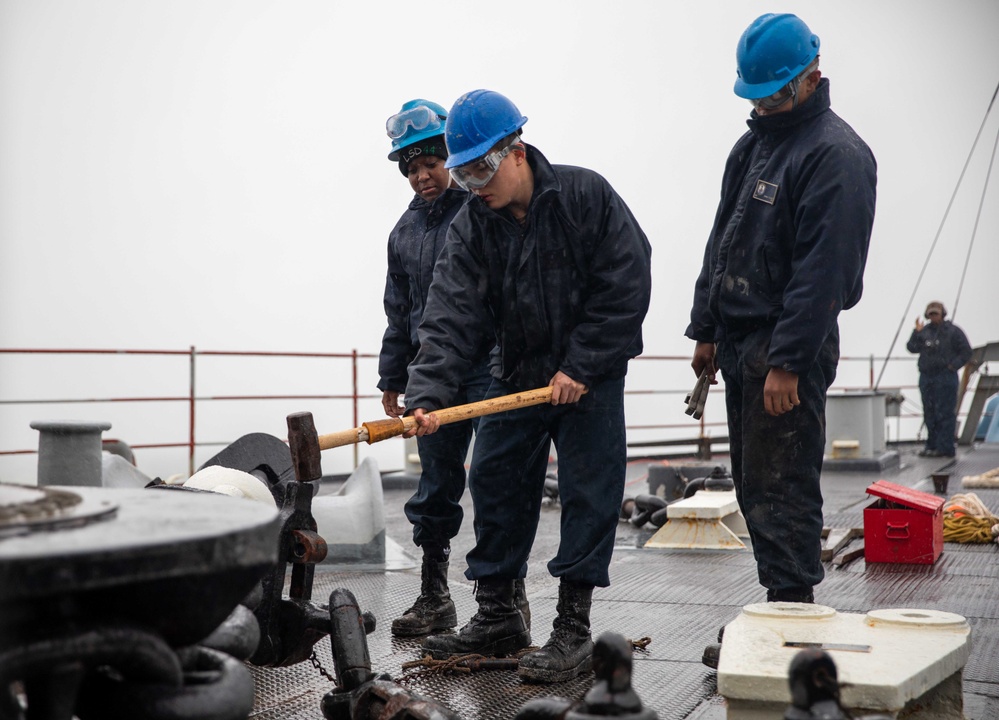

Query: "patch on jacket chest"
left=752, top=179, right=778, bottom=205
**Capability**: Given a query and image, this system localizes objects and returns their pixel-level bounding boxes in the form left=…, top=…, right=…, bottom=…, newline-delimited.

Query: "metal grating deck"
left=249, top=444, right=999, bottom=719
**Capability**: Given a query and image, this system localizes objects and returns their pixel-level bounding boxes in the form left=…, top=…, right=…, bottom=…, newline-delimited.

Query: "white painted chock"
left=718, top=603, right=971, bottom=719
left=312, top=456, right=386, bottom=565
left=644, top=490, right=748, bottom=550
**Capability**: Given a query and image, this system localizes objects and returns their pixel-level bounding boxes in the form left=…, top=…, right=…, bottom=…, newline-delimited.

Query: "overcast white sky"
left=1, top=0, right=998, bottom=481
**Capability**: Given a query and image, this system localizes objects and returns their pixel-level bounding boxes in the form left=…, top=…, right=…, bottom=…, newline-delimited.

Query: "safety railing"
left=0, top=347, right=378, bottom=479
left=0, top=347, right=927, bottom=483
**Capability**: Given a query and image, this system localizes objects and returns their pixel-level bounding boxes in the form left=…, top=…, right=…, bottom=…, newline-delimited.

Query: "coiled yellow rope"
left=942, top=493, right=999, bottom=544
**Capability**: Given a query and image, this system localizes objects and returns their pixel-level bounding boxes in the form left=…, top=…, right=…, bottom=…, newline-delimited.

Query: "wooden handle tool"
left=317, top=386, right=556, bottom=451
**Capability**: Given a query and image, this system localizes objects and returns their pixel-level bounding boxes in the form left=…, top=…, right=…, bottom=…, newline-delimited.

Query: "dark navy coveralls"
left=907, top=321, right=972, bottom=456
left=686, top=80, right=877, bottom=598
left=405, top=146, right=652, bottom=588
left=378, top=187, right=492, bottom=550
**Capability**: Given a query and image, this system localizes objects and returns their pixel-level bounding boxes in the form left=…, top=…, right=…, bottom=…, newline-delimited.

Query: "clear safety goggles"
left=748, top=58, right=819, bottom=112
left=748, top=81, right=800, bottom=111
left=449, top=141, right=520, bottom=190
left=386, top=105, right=445, bottom=140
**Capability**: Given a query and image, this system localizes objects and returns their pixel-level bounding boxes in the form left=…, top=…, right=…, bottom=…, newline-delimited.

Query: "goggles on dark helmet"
left=449, top=141, right=520, bottom=190
left=386, top=105, right=445, bottom=140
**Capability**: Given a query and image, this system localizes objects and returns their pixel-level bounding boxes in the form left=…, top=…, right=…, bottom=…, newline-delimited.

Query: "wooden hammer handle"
left=426, top=386, right=555, bottom=425
left=317, top=386, right=555, bottom=451
left=317, top=427, right=367, bottom=450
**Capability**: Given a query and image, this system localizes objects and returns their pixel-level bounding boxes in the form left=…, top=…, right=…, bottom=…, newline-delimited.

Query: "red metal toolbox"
left=864, top=479, right=944, bottom=564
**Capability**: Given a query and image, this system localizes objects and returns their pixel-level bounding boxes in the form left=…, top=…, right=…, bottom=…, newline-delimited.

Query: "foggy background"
left=1, top=0, right=997, bottom=483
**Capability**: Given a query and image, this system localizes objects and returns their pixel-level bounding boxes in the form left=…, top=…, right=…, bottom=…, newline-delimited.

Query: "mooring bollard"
left=31, top=420, right=112, bottom=487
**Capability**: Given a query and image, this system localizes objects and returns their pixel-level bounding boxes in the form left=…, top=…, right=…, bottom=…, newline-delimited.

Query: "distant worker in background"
left=686, top=14, right=877, bottom=603
left=907, top=301, right=972, bottom=458
left=378, top=99, right=528, bottom=638
left=404, top=89, right=652, bottom=683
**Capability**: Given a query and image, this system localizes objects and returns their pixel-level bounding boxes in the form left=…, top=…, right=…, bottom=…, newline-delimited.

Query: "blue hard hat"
left=387, top=99, right=448, bottom=162
left=443, top=90, right=528, bottom=169
left=734, top=14, right=820, bottom=99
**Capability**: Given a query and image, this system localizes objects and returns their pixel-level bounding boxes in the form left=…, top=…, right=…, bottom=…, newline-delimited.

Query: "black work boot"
left=767, top=587, right=815, bottom=603
left=518, top=580, right=594, bottom=683
left=702, top=626, right=725, bottom=670
left=421, top=577, right=531, bottom=659
left=391, top=554, right=456, bottom=637
left=514, top=577, right=531, bottom=631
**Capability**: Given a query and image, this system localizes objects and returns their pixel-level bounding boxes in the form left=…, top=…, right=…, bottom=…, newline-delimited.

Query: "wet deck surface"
left=250, top=444, right=999, bottom=719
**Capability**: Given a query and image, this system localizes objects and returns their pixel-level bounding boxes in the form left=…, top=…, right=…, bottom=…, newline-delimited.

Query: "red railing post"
left=189, top=345, right=196, bottom=477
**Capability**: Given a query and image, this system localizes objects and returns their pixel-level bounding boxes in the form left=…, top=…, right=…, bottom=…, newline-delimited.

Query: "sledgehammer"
left=317, top=386, right=556, bottom=450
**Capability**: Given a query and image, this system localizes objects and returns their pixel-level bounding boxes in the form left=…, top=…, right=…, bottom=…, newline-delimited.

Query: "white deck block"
left=101, top=451, right=153, bottom=489
left=718, top=603, right=971, bottom=719
left=312, top=456, right=386, bottom=564
left=664, top=490, right=741, bottom=519
left=644, top=490, right=748, bottom=550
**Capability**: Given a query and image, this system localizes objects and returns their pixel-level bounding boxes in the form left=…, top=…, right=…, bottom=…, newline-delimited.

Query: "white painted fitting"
left=718, top=603, right=971, bottom=719
left=312, top=456, right=386, bottom=565
left=184, top=466, right=277, bottom=507
left=644, top=490, right=748, bottom=549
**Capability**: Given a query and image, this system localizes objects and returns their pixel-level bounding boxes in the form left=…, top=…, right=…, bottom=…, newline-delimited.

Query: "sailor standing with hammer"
left=378, top=99, right=529, bottom=638
left=403, top=89, right=652, bottom=684
left=686, top=14, right=876, bottom=604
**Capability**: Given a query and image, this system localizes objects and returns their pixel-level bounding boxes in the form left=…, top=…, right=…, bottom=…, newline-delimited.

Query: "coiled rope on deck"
left=943, top=492, right=999, bottom=544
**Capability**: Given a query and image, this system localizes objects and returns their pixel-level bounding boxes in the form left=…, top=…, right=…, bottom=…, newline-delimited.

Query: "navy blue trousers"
left=463, top=377, right=627, bottom=588
left=717, top=328, right=838, bottom=596
left=919, top=369, right=959, bottom=456
left=405, top=364, right=492, bottom=548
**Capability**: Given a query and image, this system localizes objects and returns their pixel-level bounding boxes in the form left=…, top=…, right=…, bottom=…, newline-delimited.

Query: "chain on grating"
left=309, top=650, right=337, bottom=683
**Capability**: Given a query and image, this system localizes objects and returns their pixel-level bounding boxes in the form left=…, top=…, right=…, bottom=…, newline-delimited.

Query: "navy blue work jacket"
left=378, top=188, right=466, bottom=392
left=405, top=145, right=652, bottom=411
left=686, top=79, right=877, bottom=375
left=907, top=321, right=973, bottom=373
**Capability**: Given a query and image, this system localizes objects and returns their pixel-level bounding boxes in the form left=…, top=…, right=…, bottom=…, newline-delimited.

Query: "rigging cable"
left=952, top=114, right=999, bottom=320
left=874, top=79, right=999, bottom=390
